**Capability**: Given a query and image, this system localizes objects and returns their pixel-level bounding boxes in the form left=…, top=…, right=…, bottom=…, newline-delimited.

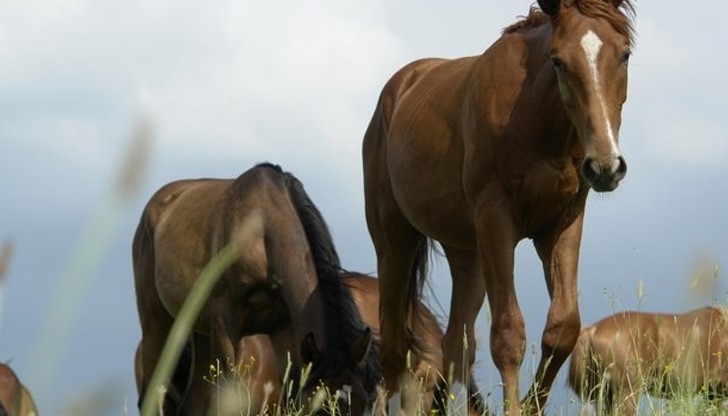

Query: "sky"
left=1, top=0, right=727, bottom=414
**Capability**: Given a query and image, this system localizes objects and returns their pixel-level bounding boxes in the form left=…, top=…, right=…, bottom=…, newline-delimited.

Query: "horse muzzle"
left=582, top=156, right=627, bottom=192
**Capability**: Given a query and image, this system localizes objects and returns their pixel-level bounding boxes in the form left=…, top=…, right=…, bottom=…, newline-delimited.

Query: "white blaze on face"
left=580, top=29, right=619, bottom=160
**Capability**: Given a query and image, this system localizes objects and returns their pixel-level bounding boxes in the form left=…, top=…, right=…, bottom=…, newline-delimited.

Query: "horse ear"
left=301, top=332, right=320, bottom=364
left=350, top=327, right=373, bottom=368
left=538, top=0, right=560, bottom=16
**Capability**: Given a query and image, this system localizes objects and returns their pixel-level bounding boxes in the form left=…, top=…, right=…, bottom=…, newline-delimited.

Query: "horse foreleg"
left=524, top=212, right=585, bottom=414
left=477, top=210, right=523, bottom=416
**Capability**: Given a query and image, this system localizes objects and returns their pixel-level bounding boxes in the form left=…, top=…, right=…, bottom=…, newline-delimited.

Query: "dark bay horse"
left=133, top=163, right=375, bottom=415
left=135, top=272, right=484, bottom=415
left=569, top=307, right=728, bottom=416
left=0, top=363, right=38, bottom=416
left=362, top=0, right=635, bottom=413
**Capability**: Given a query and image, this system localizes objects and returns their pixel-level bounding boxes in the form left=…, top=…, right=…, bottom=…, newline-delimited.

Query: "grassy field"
left=2, top=124, right=725, bottom=416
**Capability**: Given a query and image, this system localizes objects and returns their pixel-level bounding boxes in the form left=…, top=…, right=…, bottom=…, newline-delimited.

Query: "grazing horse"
left=362, top=0, right=635, bottom=413
left=0, top=363, right=38, bottom=416
left=135, top=272, right=485, bottom=415
left=569, top=307, right=728, bottom=416
left=133, top=163, right=375, bottom=416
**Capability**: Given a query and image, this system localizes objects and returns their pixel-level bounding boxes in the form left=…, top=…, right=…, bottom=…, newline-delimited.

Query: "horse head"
left=299, top=328, right=377, bottom=415
left=539, top=0, right=635, bottom=192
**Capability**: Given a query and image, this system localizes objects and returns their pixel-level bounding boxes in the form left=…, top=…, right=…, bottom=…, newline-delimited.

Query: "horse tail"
left=404, top=238, right=433, bottom=361
left=568, top=325, right=600, bottom=401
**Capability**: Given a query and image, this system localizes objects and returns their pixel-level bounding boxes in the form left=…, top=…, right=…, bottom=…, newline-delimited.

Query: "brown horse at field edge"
left=362, top=0, right=635, bottom=413
left=133, top=163, right=375, bottom=415
left=0, top=363, right=38, bottom=416
left=569, top=306, right=728, bottom=416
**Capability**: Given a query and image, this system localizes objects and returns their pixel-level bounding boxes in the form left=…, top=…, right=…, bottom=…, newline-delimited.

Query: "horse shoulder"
left=465, top=32, right=531, bottom=138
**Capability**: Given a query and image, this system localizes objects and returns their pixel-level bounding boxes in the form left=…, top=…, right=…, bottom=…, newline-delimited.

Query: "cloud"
left=0, top=0, right=411, bottom=222
left=141, top=1, right=408, bottom=166
left=627, top=7, right=728, bottom=168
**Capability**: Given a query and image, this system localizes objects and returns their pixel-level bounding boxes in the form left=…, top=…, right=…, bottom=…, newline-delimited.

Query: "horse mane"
left=504, top=0, right=635, bottom=47
left=503, top=6, right=549, bottom=34
left=264, top=163, right=381, bottom=389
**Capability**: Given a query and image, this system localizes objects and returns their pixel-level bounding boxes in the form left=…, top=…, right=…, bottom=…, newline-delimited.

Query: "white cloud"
left=0, top=0, right=410, bottom=193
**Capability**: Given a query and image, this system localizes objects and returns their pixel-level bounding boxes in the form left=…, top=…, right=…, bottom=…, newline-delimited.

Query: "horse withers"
left=0, top=363, right=37, bottom=416
left=569, top=307, right=728, bottom=416
left=362, top=0, right=635, bottom=413
left=133, top=163, right=375, bottom=415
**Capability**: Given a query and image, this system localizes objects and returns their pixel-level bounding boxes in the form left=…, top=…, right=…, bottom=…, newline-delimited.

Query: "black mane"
left=270, top=163, right=381, bottom=392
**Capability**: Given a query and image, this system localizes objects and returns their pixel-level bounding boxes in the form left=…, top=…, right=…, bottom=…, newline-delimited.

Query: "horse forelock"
left=504, top=1, right=635, bottom=47
left=564, top=0, right=635, bottom=47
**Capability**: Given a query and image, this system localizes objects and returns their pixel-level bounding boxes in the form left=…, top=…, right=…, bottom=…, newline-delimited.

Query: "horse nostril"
left=615, top=156, right=627, bottom=179
left=582, top=157, right=597, bottom=178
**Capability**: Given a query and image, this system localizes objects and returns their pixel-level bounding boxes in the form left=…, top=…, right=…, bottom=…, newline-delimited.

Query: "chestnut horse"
left=362, top=0, right=635, bottom=413
left=0, top=363, right=38, bottom=416
left=133, top=163, right=375, bottom=416
left=135, top=272, right=484, bottom=415
left=569, top=307, right=728, bottom=416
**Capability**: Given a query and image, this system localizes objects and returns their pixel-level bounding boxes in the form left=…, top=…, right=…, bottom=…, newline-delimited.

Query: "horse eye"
left=620, top=50, right=632, bottom=64
left=551, top=56, right=566, bottom=72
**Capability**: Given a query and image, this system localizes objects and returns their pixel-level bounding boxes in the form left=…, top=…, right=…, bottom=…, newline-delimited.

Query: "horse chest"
left=510, top=158, right=584, bottom=233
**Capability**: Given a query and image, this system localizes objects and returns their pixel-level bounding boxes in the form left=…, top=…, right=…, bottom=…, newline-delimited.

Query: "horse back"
left=568, top=313, right=663, bottom=399
left=134, top=166, right=294, bottom=326
left=671, top=307, right=728, bottom=389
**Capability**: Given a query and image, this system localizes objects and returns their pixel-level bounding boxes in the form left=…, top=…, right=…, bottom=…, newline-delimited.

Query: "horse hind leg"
left=440, top=246, right=486, bottom=416
left=364, top=194, right=427, bottom=406
left=379, top=227, right=428, bottom=402
left=183, top=317, right=240, bottom=416
left=179, top=333, right=217, bottom=416
left=134, top=230, right=185, bottom=414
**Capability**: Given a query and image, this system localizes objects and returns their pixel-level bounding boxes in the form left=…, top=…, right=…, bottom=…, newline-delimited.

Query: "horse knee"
left=490, top=315, right=526, bottom=371
left=542, top=308, right=580, bottom=359
left=379, top=335, right=409, bottom=389
left=442, top=329, right=477, bottom=365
